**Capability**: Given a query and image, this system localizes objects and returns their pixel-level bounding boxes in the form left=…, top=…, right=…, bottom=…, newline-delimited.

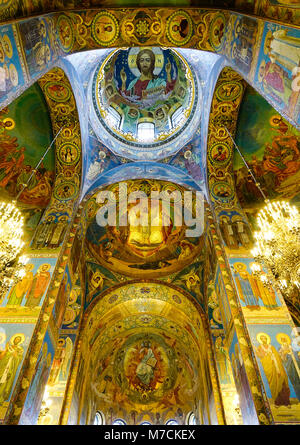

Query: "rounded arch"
left=30, top=66, right=83, bottom=250
left=75, top=280, right=216, bottom=425
left=205, top=66, right=254, bottom=250
left=82, top=162, right=204, bottom=199
left=1, top=8, right=299, bottom=131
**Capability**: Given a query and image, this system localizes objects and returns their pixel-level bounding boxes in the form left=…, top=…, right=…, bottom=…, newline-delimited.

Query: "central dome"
left=90, top=47, right=201, bottom=160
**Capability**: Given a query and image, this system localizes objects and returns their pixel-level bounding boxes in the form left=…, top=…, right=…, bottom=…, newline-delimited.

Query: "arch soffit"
left=206, top=66, right=247, bottom=221
left=35, top=66, right=83, bottom=227
left=0, top=8, right=299, bottom=132
left=81, top=280, right=207, bottom=354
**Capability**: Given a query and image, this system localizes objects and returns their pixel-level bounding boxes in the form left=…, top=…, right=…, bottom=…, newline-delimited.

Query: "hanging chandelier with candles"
left=225, top=127, right=300, bottom=300
left=0, top=201, right=28, bottom=299
left=0, top=127, right=64, bottom=300
left=250, top=200, right=300, bottom=298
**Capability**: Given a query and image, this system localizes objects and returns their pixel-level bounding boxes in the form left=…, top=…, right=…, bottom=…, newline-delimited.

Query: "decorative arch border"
left=206, top=66, right=247, bottom=223
left=61, top=278, right=226, bottom=425
left=27, top=66, right=83, bottom=252
left=0, top=8, right=299, bottom=130
left=0, top=1, right=299, bottom=27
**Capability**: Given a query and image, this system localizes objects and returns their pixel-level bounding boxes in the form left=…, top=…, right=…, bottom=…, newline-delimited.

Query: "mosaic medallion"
left=57, top=14, right=75, bottom=53
left=208, top=141, right=232, bottom=166
left=216, top=80, right=243, bottom=102
left=91, top=11, right=119, bottom=47
left=113, top=333, right=177, bottom=404
left=54, top=181, right=78, bottom=201
left=58, top=142, right=80, bottom=165
left=45, top=81, right=71, bottom=102
left=90, top=47, right=201, bottom=160
left=166, top=11, right=193, bottom=47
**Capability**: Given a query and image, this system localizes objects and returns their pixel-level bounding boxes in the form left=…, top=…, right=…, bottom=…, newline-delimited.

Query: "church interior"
left=0, top=0, right=299, bottom=426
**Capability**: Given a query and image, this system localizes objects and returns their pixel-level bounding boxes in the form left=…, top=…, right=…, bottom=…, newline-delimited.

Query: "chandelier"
left=224, top=127, right=300, bottom=301
left=250, top=200, right=300, bottom=298
left=0, top=127, right=64, bottom=300
left=0, top=201, right=28, bottom=298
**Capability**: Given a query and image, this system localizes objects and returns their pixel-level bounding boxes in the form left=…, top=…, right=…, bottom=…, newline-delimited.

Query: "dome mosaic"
left=90, top=47, right=201, bottom=160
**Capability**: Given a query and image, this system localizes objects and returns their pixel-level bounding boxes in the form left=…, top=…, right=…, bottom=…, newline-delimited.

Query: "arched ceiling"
left=0, top=1, right=298, bottom=26
left=65, top=47, right=219, bottom=195
left=88, top=47, right=201, bottom=160
left=84, top=179, right=205, bottom=279
left=0, top=82, right=54, bottom=241
left=234, top=84, right=300, bottom=214
left=0, top=4, right=299, bottom=208
left=79, top=281, right=209, bottom=424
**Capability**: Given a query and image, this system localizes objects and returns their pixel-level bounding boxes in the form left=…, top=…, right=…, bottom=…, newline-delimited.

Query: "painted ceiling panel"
left=78, top=281, right=207, bottom=425
left=0, top=82, right=54, bottom=241
left=66, top=47, right=221, bottom=196
left=234, top=85, right=300, bottom=218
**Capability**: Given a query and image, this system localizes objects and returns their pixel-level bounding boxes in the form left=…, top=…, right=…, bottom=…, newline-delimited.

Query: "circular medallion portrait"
left=54, top=181, right=78, bottom=201
left=211, top=181, right=234, bottom=201
left=91, top=11, right=119, bottom=46
left=45, top=81, right=71, bottom=102
left=208, top=142, right=231, bottom=166
left=166, top=11, right=193, bottom=46
left=91, top=47, right=201, bottom=160
left=209, top=13, right=226, bottom=52
left=216, top=81, right=243, bottom=102
left=113, top=333, right=177, bottom=405
left=58, top=142, right=80, bottom=165
left=57, top=15, right=75, bottom=52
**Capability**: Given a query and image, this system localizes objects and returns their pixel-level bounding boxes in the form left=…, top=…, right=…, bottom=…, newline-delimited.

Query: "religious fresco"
left=0, top=322, right=35, bottom=422
left=169, top=131, right=204, bottom=187
left=208, top=280, right=224, bottom=333
left=1, top=3, right=300, bottom=427
left=215, top=266, right=232, bottom=330
left=256, top=1, right=300, bottom=26
left=85, top=180, right=204, bottom=279
left=165, top=260, right=205, bottom=307
left=73, top=282, right=212, bottom=425
left=0, top=83, right=54, bottom=241
left=33, top=67, right=82, bottom=252
left=225, top=14, right=259, bottom=77
left=234, top=86, right=300, bottom=212
left=19, top=330, right=55, bottom=425
left=86, top=131, right=120, bottom=187
left=254, top=22, right=300, bottom=125
left=206, top=67, right=252, bottom=249
left=0, top=7, right=298, bottom=134
left=88, top=332, right=200, bottom=424
left=91, top=47, right=201, bottom=160
left=62, top=286, right=82, bottom=330
left=52, top=266, right=72, bottom=329
left=248, top=323, right=300, bottom=423
left=40, top=333, right=76, bottom=425
left=85, top=262, right=119, bottom=308
left=228, top=331, right=259, bottom=424
left=212, top=333, right=242, bottom=424
left=66, top=47, right=215, bottom=192
left=0, top=257, right=56, bottom=312
left=229, top=257, right=283, bottom=313
left=0, top=24, right=25, bottom=100
left=85, top=283, right=204, bottom=341
left=36, top=274, right=83, bottom=425
left=18, top=18, right=53, bottom=78
left=0, top=8, right=228, bottom=113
